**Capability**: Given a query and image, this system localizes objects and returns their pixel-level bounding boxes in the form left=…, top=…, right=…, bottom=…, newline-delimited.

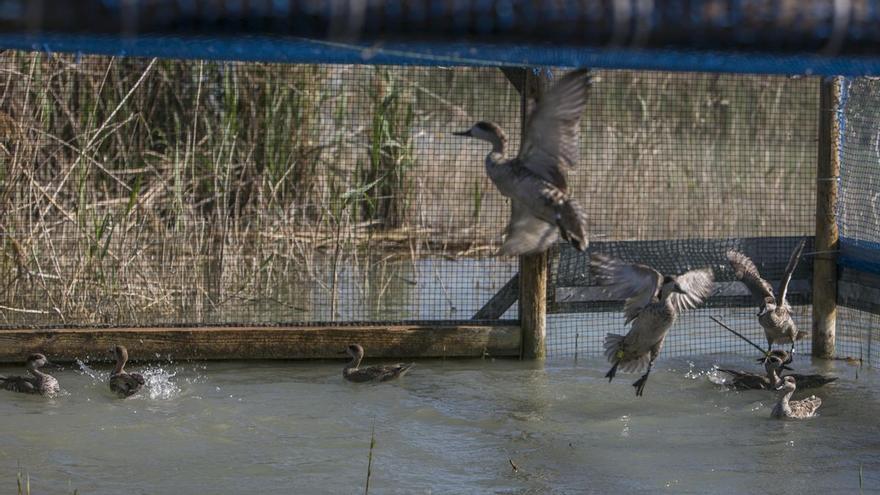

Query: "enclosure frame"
left=0, top=56, right=860, bottom=363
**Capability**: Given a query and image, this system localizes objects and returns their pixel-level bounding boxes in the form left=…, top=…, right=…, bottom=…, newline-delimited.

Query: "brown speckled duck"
left=108, top=345, right=145, bottom=398
left=771, top=375, right=822, bottom=419
left=590, top=253, right=715, bottom=397
left=342, top=344, right=414, bottom=383
left=718, top=353, right=787, bottom=390
left=727, top=239, right=808, bottom=354
left=719, top=350, right=837, bottom=391
left=0, top=353, right=60, bottom=397
left=454, top=69, right=592, bottom=256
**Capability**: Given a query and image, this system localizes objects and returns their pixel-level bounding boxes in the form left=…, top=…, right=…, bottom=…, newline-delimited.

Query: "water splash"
left=706, top=365, right=729, bottom=385
left=75, top=358, right=106, bottom=381
left=138, top=366, right=182, bottom=400
left=684, top=361, right=722, bottom=382
left=619, top=415, right=630, bottom=438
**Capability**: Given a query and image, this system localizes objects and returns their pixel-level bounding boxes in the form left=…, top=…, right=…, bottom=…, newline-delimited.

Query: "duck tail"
left=603, top=333, right=626, bottom=363
left=715, top=368, right=743, bottom=378
left=557, top=198, right=588, bottom=251
left=398, top=363, right=415, bottom=376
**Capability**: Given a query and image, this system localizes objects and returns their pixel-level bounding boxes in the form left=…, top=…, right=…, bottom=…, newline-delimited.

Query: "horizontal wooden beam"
left=0, top=324, right=522, bottom=363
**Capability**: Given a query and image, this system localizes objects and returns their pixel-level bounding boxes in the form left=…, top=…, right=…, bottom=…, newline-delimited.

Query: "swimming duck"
left=727, top=239, right=808, bottom=354
left=590, top=253, right=715, bottom=396
left=717, top=353, right=786, bottom=390
left=717, top=351, right=835, bottom=390
left=342, top=344, right=414, bottom=383
left=454, top=69, right=592, bottom=256
left=0, top=353, right=60, bottom=397
left=771, top=375, right=822, bottom=419
left=108, top=345, right=145, bottom=397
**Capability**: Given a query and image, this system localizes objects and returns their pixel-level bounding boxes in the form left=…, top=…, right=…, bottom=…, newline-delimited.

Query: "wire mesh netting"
left=0, top=54, right=523, bottom=326
left=0, top=52, right=877, bottom=364
left=547, top=71, right=819, bottom=358
left=835, top=77, right=880, bottom=366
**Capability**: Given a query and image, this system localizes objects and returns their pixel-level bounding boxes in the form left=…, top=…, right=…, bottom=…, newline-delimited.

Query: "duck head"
left=454, top=121, right=507, bottom=153
left=659, top=275, right=687, bottom=298
left=758, top=296, right=776, bottom=316
left=26, top=353, right=57, bottom=370
left=775, top=375, right=797, bottom=392
left=112, top=345, right=129, bottom=363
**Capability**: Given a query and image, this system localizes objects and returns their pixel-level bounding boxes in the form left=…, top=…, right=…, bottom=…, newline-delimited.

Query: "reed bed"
left=0, top=53, right=817, bottom=326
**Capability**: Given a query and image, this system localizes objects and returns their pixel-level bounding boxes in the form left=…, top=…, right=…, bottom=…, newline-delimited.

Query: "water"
left=1, top=356, right=878, bottom=494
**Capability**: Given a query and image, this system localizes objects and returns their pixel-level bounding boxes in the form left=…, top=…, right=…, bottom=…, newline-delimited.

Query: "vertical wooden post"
left=813, top=77, right=841, bottom=359
left=519, top=70, right=549, bottom=359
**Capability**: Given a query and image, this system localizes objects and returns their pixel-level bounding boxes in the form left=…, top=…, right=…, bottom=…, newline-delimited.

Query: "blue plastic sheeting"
left=6, top=0, right=880, bottom=55
left=6, top=34, right=880, bottom=76
left=839, top=237, right=880, bottom=275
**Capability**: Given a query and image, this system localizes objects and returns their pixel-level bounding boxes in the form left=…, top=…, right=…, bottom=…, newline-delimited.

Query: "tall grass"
left=0, top=53, right=819, bottom=326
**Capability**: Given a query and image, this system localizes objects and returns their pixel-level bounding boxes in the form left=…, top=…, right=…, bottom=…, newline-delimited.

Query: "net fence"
left=0, top=52, right=876, bottom=364
left=0, top=54, right=521, bottom=326
left=836, top=77, right=880, bottom=367
left=547, top=71, right=818, bottom=358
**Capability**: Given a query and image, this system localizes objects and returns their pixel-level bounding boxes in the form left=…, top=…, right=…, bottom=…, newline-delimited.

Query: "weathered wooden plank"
left=0, top=324, right=522, bottom=363
left=813, top=77, right=841, bottom=359
left=472, top=273, right=519, bottom=320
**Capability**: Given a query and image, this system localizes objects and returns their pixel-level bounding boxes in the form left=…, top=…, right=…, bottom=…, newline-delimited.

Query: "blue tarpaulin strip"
left=6, top=34, right=880, bottom=76
left=839, top=237, right=880, bottom=275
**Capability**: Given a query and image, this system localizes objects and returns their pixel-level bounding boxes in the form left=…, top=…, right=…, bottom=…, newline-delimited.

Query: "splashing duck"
left=109, top=345, right=145, bottom=398
left=0, top=353, right=60, bottom=397
left=727, top=239, right=808, bottom=354
left=590, top=253, right=715, bottom=397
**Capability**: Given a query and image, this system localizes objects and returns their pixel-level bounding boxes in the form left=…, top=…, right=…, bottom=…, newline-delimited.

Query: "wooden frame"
left=813, top=77, right=841, bottom=359
left=0, top=324, right=521, bottom=363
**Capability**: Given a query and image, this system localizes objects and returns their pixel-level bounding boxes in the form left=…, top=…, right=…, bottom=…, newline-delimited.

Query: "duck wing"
left=110, top=372, right=145, bottom=397
left=517, top=69, right=592, bottom=192
left=348, top=363, right=414, bottom=382
left=726, top=250, right=775, bottom=302
left=792, top=396, right=822, bottom=417
left=375, top=363, right=415, bottom=382
left=499, top=201, right=559, bottom=256
left=0, top=375, right=38, bottom=394
left=776, top=238, right=806, bottom=307
left=789, top=373, right=837, bottom=389
left=668, top=268, right=715, bottom=315
left=590, top=253, right=663, bottom=324
left=716, top=368, right=770, bottom=390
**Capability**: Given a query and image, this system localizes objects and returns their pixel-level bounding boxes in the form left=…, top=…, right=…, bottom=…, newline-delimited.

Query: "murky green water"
left=1, top=354, right=878, bottom=494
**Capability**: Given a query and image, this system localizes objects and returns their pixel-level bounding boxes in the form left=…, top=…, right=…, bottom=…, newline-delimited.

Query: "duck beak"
left=782, top=365, right=794, bottom=371
left=453, top=130, right=472, bottom=137
left=775, top=383, right=785, bottom=391
left=44, top=360, right=63, bottom=370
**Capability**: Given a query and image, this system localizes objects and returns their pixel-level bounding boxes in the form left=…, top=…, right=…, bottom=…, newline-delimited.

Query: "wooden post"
left=519, top=69, right=549, bottom=359
left=813, top=77, right=841, bottom=359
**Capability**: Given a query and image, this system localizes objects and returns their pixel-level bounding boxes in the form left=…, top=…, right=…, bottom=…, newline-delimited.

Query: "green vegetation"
left=0, top=53, right=818, bottom=326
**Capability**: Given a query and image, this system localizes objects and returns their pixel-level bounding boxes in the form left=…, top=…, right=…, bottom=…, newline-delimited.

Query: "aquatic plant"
left=364, top=422, right=376, bottom=495
left=0, top=52, right=817, bottom=327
